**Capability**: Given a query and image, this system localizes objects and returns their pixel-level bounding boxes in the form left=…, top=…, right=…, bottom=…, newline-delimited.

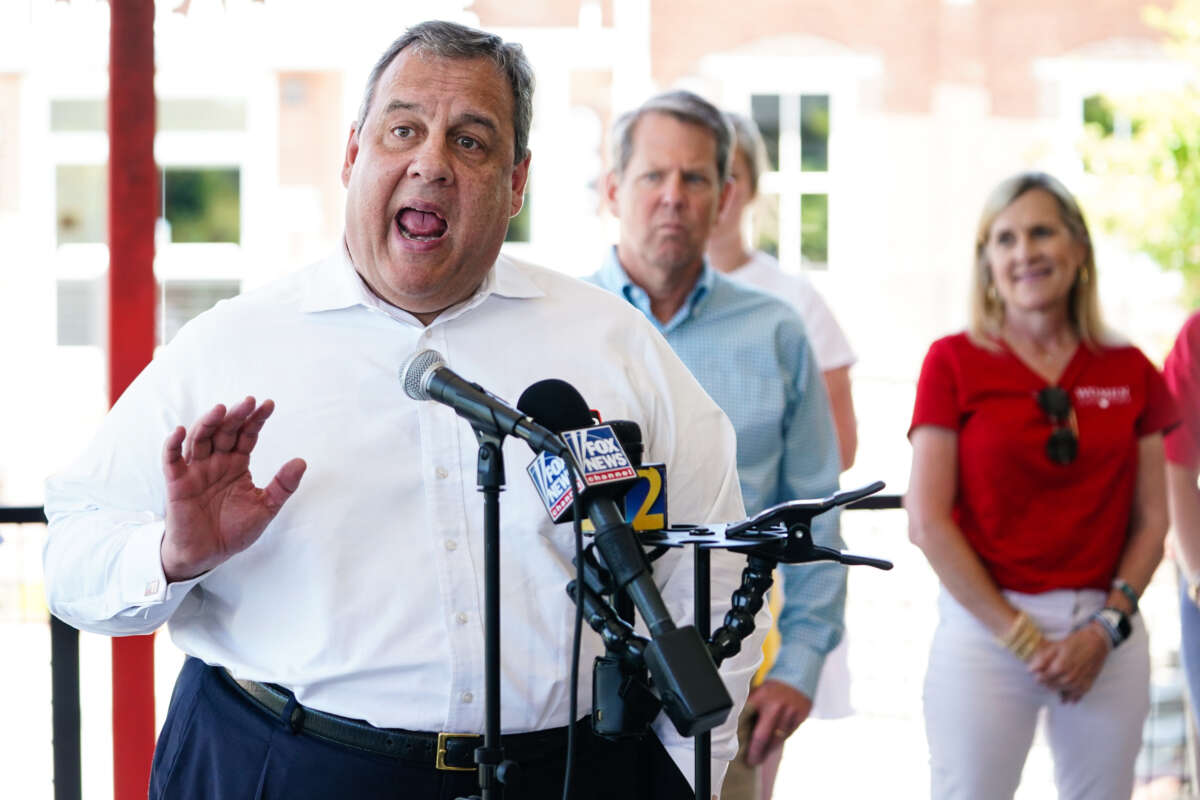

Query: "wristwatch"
left=1092, top=607, right=1132, bottom=648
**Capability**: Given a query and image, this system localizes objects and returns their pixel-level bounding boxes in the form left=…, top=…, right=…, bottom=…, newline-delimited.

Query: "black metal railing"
left=0, top=507, right=81, bottom=800
left=3, top=498, right=906, bottom=800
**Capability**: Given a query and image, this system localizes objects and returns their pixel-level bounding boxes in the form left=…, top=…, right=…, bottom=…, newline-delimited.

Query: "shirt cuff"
left=117, top=519, right=203, bottom=608
left=766, top=640, right=825, bottom=698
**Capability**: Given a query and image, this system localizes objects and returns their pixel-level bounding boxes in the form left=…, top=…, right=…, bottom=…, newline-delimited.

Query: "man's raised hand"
left=160, top=397, right=306, bottom=582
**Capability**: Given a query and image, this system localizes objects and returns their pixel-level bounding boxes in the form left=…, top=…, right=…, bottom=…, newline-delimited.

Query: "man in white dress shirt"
left=42, top=21, right=762, bottom=800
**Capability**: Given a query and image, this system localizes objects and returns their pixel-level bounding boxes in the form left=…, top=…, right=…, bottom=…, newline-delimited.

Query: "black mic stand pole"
left=459, top=428, right=517, bottom=800
left=694, top=547, right=712, bottom=800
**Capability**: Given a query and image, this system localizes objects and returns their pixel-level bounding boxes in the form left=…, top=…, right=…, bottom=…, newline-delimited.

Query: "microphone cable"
left=562, top=454, right=584, bottom=800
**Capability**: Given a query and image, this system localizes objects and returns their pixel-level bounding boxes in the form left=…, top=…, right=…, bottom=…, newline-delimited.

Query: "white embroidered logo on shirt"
left=1073, top=386, right=1131, bottom=409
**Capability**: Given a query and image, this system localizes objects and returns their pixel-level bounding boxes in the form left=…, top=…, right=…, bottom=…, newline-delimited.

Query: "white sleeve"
left=43, top=342, right=205, bottom=635
left=632, top=329, right=767, bottom=793
left=793, top=276, right=856, bottom=372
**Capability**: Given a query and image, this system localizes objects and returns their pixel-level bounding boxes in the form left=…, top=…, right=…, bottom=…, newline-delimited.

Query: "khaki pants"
left=720, top=705, right=760, bottom=800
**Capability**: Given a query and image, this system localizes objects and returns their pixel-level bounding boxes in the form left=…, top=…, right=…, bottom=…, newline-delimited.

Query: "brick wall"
left=641, top=0, right=1167, bottom=115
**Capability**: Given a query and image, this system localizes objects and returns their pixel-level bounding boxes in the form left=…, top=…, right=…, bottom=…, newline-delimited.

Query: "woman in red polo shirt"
left=906, top=171, right=1176, bottom=800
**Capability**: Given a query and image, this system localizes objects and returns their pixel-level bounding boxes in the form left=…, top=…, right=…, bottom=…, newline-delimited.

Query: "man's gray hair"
left=609, top=90, right=733, bottom=182
left=355, top=20, right=535, bottom=165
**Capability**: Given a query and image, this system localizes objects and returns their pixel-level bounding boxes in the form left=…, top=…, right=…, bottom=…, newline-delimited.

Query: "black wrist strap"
left=1091, top=607, right=1131, bottom=648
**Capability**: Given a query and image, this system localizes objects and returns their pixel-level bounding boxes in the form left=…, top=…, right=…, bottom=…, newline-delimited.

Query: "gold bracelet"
left=998, top=611, right=1044, bottom=662
left=998, top=611, right=1029, bottom=648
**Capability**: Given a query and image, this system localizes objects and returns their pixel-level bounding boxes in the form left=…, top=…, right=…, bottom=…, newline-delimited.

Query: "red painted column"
left=108, top=1, right=158, bottom=798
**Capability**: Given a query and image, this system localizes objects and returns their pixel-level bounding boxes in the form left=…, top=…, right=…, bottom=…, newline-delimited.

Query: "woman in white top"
left=706, top=112, right=858, bottom=469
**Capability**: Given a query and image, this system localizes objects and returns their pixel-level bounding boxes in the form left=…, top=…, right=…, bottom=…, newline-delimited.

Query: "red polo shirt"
left=1164, top=311, right=1200, bottom=469
left=910, top=332, right=1177, bottom=594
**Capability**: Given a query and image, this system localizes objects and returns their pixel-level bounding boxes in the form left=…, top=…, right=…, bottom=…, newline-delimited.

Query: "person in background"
left=705, top=112, right=856, bottom=471
left=1162, top=312, right=1200, bottom=732
left=589, top=90, right=845, bottom=800
left=906, top=171, right=1174, bottom=800
left=706, top=111, right=857, bottom=800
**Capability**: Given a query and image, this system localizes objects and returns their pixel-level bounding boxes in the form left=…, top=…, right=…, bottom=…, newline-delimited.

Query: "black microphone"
left=605, top=420, right=644, bottom=467
left=400, top=349, right=570, bottom=458
left=517, top=379, right=732, bottom=737
left=516, top=383, right=652, bottom=528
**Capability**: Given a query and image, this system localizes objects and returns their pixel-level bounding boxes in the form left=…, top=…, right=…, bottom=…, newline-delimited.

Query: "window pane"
left=160, top=281, right=240, bottom=344
left=163, top=168, right=241, bottom=244
left=56, top=277, right=106, bottom=346
left=801, top=193, right=828, bottom=265
left=755, top=192, right=780, bottom=258
left=751, top=94, right=780, bottom=172
left=50, top=99, right=105, bottom=132
left=158, top=99, right=247, bottom=132
left=506, top=189, right=531, bottom=242
left=800, top=95, right=830, bottom=172
left=56, top=165, right=107, bottom=245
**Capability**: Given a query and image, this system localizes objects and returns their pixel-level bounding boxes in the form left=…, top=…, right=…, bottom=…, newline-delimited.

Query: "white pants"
left=924, top=588, right=1150, bottom=800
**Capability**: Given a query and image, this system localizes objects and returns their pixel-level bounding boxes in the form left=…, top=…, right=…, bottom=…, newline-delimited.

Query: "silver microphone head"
left=400, top=349, right=445, bottom=401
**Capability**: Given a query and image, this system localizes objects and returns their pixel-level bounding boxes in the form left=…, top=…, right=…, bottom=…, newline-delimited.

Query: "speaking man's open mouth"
left=396, top=207, right=448, bottom=242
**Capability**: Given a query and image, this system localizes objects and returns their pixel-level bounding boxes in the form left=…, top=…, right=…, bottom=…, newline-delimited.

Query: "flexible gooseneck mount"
left=567, top=481, right=894, bottom=799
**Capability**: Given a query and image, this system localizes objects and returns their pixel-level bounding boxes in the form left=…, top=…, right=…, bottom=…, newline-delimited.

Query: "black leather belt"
left=220, top=668, right=579, bottom=771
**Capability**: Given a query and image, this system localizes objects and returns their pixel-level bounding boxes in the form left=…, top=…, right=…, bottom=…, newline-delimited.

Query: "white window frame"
left=697, top=36, right=881, bottom=273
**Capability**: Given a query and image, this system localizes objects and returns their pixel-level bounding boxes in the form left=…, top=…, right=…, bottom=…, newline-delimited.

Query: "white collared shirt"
left=43, top=246, right=758, bottom=788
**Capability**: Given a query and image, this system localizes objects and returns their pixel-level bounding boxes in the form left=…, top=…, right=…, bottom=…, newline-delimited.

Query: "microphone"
left=400, top=349, right=570, bottom=458
left=517, top=379, right=732, bottom=737
left=517, top=382, right=667, bottom=531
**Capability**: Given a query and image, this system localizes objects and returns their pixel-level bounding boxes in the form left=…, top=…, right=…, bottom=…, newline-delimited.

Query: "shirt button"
left=435, top=467, right=449, bottom=479
left=455, top=612, right=469, bottom=625
left=445, top=540, right=458, bottom=551
left=461, top=691, right=474, bottom=703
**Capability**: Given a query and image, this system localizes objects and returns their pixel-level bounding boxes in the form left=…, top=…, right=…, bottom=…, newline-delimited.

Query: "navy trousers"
left=149, top=657, right=695, bottom=800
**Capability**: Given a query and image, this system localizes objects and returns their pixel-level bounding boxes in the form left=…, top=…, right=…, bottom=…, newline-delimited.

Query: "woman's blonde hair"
left=968, top=171, right=1107, bottom=349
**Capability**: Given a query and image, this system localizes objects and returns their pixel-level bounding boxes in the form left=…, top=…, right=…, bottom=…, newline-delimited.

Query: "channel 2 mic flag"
left=526, top=425, right=667, bottom=531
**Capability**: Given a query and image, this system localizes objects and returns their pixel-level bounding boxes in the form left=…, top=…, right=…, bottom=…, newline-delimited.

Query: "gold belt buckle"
left=436, top=732, right=479, bottom=771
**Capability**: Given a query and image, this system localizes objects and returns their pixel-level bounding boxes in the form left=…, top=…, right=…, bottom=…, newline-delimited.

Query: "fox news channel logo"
left=560, top=425, right=637, bottom=487
left=527, top=451, right=575, bottom=522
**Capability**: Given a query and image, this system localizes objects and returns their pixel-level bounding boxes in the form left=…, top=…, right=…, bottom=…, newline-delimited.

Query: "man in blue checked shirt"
left=588, top=90, right=846, bottom=800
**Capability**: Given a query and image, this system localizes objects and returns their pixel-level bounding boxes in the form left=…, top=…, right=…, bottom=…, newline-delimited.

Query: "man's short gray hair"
left=355, top=20, right=535, bottom=165
left=609, top=90, right=733, bottom=182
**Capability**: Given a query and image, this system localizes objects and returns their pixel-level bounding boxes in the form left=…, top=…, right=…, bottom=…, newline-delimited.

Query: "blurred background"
left=4, top=0, right=1200, bottom=796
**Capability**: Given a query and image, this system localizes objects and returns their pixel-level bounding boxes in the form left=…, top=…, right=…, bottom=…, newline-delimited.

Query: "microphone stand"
left=694, top=546, right=713, bottom=800
left=459, top=427, right=517, bottom=800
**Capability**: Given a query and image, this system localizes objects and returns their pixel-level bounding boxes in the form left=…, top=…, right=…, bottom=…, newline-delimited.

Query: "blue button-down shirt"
left=590, top=249, right=846, bottom=696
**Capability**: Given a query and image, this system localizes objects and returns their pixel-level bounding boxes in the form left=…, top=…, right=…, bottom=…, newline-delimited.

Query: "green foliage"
left=1079, top=0, right=1200, bottom=304
left=801, top=193, right=828, bottom=264
left=164, top=168, right=241, bottom=244
left=506, top=190, right=531, bottom=242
